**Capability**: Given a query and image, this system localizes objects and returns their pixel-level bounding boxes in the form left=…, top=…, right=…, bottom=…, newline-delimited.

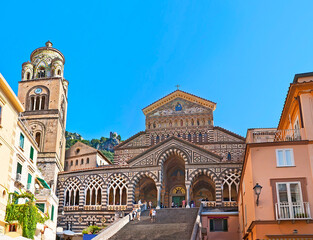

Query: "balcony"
left=14, top=173, right=24, bottom=188
left=247, top=129, right=302, bottom=143
left=275, top=202, right=311, bottom=220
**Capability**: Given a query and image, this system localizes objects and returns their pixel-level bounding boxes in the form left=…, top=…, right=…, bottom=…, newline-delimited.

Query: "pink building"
left=238, top=72, right=313, bottom=239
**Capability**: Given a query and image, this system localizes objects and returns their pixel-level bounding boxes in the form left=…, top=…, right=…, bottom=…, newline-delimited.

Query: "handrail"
left=190, top=204, right=203, bottom=240
left=275, top=202, right=311, bottom=220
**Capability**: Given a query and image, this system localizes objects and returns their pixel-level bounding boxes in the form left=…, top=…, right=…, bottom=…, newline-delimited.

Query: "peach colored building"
left=238, top=72, right=313, bottom=239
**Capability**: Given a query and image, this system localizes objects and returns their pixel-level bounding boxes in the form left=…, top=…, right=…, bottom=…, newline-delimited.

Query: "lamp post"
left=253, top=183, right=262, bottom=206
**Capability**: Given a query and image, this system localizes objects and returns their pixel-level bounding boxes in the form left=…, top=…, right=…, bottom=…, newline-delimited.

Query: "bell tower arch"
left=17, top=41, right=69, bottom=193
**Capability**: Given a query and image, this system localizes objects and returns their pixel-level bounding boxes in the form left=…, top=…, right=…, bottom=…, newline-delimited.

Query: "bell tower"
left=18, top=41, right=69, bottom=192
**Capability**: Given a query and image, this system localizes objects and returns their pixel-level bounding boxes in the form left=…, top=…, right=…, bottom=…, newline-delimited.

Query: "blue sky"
left=1, top=1, right=313, bottom=140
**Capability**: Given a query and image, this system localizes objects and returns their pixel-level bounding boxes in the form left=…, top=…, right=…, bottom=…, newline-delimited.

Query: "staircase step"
left=109, top=208, right=198, bottom=240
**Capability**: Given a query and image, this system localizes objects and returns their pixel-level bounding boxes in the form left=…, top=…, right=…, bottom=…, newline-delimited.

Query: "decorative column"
left=215, top=179, right=222, bottom=207
left=156, top=185, right=162, bottom=209
left=186, top=184, right=191, bottom=208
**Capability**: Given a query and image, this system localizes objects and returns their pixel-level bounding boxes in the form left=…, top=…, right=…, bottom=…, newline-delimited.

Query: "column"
left=156, top=185, right=162, bottom=209
left=186, top=184, right=191, bottom=208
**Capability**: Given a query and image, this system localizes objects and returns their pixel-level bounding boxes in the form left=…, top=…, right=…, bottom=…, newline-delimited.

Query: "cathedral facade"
left=57, top=90, right=245, bottom=232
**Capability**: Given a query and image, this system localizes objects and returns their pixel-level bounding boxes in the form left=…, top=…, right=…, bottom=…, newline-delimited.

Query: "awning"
left=36, top=177, right=50, bottom=189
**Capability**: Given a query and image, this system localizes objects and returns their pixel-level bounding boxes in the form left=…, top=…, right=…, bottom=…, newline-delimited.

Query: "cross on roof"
left=175, top=84, right=180, bottom=90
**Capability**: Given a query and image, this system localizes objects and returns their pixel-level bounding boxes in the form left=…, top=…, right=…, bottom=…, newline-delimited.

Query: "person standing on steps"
left=171, top=201, right=175, bottom=208
left=182, top=199, right=186, bottom=208
left=137, top=207, right=141, bottom=221
left=151, top=208, right=156, bottom=223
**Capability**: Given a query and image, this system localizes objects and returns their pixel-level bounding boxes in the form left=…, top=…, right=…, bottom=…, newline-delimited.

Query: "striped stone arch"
left=157, top=147, right=190, bottom=166
left=188, top=168, right=218, bottom=185
left=131, top=171, right=158, bottom=185
left=218, top=168, right=242, bottom=181
left=104, top=173, right=131, bottom=207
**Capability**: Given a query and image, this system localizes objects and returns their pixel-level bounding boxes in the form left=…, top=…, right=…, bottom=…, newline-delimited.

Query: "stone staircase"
left=109, top=208, right=199, bottom=240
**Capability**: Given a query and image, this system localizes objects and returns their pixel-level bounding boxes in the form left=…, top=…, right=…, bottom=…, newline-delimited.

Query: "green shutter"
left=30, top=146, right=34, bottom=160
left=36, top=203, right=45, bottom=213
left=223, top=219, right=228, bottom=231
left=27, top=174, right=32, bottom=190
left=14, top=191, right=19, bottom=204
left=19, top=133, right=24, bottom=149
left=16, top=163, right=22, bottom=174
left=51, top=205, right=54, bottom=221
left=209, top=219, right=213, bottom=231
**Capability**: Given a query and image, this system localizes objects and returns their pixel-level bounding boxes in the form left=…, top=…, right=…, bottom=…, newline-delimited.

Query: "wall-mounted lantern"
left=253, top=183, right=262, bottom=206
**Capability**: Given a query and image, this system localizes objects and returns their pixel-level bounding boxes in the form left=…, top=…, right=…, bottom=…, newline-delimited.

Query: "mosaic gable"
left=146, top=98, right=213, bottom=118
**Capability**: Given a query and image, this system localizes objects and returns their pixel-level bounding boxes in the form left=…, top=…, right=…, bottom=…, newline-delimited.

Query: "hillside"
left=65, top=131, right=121, bottom=162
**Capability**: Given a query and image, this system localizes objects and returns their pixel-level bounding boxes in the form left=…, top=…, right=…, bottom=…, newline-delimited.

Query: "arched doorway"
left=162, top=153, right=186, bottom=207
left=191, top=175, right=215, bottom=207
left=134, top=177, right=157, bottom=207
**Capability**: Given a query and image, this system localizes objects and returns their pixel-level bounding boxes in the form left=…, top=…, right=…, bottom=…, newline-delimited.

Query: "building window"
left=81, top=159, right=84, bottom=165
left=64, top=179, right=80, bottom=206
left=26, top=72, right=30, bottom=80
left=85, top=176, right=102, bottom=206
left=87, top=158, right=89, bottom=164
left=36, top=203, right=45, bottom=213
left=209, top=218, right=228, bottom=232
left=274, top=181, right=309, bottom=219
left=30, top=146, right=34, bottom=160
left=222, top=172, right=240, bottom=201
left=38, top=67, right=45, bottom=78
left=276, top=149, right=294, bottom=167
left=227, top=152, right=231, bottom=161
left=277, top=182, right=302, bottom=203
left=27, top=173, right=32, bottom=190
left=76, top=159, right=78, bottom=165
left=71, top=160, right=73, bottom=166
left=19, top=133, right=25, bottom=149
left=108, top=176, right=127, bottom=205
left=9, top=224, right=17, bottom=232
left=16, top=162, right=22, bottom=175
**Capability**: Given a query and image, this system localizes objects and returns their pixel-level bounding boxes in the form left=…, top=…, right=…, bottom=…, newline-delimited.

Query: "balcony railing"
left=16, top=173, right=22, bottom=182
left=222, top=201, right=238, bottom=207
left=200, top=201, right=216, bottom=207
left=249, top=129, right=301, bottom=143
left=275, top=202, right=311, bottom=220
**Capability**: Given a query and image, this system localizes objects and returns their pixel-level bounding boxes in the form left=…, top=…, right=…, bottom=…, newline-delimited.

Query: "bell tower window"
left=26, top=72, right=30, bottom=80
left=57, top=69, right=61, bottom=76
left=38, top=67, right=45, bottom=78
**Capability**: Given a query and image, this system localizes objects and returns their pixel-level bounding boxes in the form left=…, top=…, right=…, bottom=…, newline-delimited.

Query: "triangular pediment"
left=128, top=137, right=222, bottom=167
left=142, top=90, right=216, bottom=116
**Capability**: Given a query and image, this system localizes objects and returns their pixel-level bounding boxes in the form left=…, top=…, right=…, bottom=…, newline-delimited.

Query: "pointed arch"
left=83, top=175, right=104, bottom=206
left=63, top=177, right=82, bottom=206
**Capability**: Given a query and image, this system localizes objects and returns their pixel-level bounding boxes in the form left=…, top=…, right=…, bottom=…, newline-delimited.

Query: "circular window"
left=34, top=88, right=42, bottom=94
left=76, top=148, right=80, bottom=154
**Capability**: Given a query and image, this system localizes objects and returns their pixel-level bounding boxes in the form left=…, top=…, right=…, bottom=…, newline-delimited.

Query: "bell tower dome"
left=18, top=41, right=69, bottom=192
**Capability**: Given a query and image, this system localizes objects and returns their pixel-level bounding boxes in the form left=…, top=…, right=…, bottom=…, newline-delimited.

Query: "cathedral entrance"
left=134, top=176, right=157, bottom=207
left=191, top=175, right=215, bottom=207
left=171, top=186, right=186, bottom=207
left=162, top=153, right=186, bottom=208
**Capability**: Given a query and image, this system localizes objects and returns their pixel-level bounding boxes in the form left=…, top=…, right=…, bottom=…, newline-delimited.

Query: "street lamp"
left=253, top=183, right=262, bottom=206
